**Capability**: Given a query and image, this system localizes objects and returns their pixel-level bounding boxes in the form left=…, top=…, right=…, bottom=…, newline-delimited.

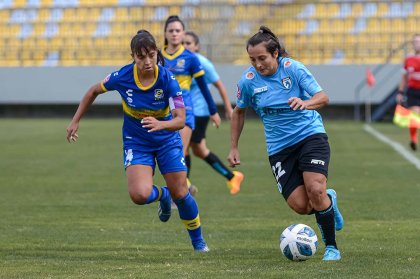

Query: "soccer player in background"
left=162, top=15, right=221, bottom=194
left=397, top=33, right=420, bottom=151
left=66, top=30, right=209, bottom=252
left=228, top=26, right=344, bottom=261
left=183, top=31, right=244, bottom=195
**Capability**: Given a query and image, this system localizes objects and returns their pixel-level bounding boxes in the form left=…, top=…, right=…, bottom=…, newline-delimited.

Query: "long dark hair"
left=246, top=26, right=288, bottom=59
left=131, top=29, right=164, bottom=66
left=164, top=15, right=185, bottom=46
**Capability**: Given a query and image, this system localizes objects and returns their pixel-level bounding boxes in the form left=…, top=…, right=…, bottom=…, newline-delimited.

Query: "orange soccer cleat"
left=227, top=171, right=244, bottom=195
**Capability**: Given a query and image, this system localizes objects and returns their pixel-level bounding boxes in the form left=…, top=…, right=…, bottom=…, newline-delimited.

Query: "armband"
left=169, top=95, right=185, bottom=110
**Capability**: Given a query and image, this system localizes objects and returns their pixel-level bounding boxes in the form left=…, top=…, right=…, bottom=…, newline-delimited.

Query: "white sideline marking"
left=364, top=124, right=420, bottom=170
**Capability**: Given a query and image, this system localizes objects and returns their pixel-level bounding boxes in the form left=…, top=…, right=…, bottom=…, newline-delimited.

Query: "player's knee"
left=192, top=146, right=207, bottom=159
left=306, top=180, right=325, bottom=201
left=128, top=191, right=149, bottom=205
left=289, top=201, right=311, bottom=215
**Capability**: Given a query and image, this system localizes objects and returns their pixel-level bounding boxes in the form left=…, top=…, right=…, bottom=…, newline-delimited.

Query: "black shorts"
left=190, top=116, right=210, bottom=144
left=406, top=87, right=420, bottom=107
left=268, top=133, right=330, bottom=201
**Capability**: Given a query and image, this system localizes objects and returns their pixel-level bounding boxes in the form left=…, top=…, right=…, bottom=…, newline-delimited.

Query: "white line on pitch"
left=364, top=124, right=420, bottom=170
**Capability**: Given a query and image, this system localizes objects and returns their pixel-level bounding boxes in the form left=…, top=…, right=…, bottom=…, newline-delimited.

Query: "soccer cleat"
left=192, top=239, right=210, bottom=252
left=158, top=187, right=171, bottom=222
left=187, top=178, right=198, bottom=196
left=410, top=141, right=417, bottom=151
left=323, top=245, right=341, bottom=261
left=227, top=171, right=244, bottom=195
left=189, top=185, right=198, bottom=196
left=327, top=189, right=344, bottom=231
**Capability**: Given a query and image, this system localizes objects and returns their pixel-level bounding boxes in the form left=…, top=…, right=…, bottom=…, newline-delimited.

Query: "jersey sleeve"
left=190, top=54, right=205, bottom=79
left=100, top=70, right=120, bottom=92
left=236, top=77, right=251, bottom=109
left=167, top=73, right=185, bottom=110
left=293, top=62, right=323, bottom=96
left=167, top=73, right=183, bottom=98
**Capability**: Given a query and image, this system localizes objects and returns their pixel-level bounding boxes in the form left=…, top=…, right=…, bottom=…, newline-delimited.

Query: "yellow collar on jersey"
left=133, top=64, right=158, bottom=90
left=162, top=45, right=185, bottom=59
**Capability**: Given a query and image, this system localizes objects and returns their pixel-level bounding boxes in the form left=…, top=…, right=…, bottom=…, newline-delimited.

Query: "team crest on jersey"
left=176, top=59, right=185, bottom=68
left=282, top=77, right=292, bottom=89
left=284, top=60, right=292, bottom=68
left=154, top=89, right=164, bottom=100
left=246, top=71, right=254, bottom=79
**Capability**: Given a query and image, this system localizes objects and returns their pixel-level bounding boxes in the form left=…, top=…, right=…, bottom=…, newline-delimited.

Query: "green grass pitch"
left=0, top=118, right=419, bottom=278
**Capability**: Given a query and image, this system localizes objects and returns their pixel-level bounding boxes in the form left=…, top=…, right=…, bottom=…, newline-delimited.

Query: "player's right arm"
left=66, top=83, right=106, bottom=143
left=228, top=106, right=247, bottom=168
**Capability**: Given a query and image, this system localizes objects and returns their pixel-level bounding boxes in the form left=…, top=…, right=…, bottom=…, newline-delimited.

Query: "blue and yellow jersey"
left=237, top=57, right=326, bottom=156
left=101, top=63, right=183, bottom=149
left=162, top=46, right=205, bottom=110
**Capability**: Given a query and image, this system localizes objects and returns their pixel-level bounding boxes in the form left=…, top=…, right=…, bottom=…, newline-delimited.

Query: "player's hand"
left=141, top=117, right=164, bottom=132
left=227, top=149, right=241, bottom=168
left=210, top=112, right=221, bottom=128
left=225, top=105, right=233, bottom=121
left=66, top=122, right=79, bottom=143
left=288, top=97, right=307, bottom=110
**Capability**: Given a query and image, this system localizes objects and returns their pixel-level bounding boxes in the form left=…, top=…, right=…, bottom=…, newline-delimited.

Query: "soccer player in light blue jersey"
left=162, top=15, right=221, bottom=193
left=183, top=31, right=244, bottom=195
left=66, top=30, right=209, bottom=252
left=228, top=26, right=344, bottom=261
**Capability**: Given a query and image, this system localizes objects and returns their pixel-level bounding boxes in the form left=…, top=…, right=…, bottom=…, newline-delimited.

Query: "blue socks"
left=144, top=185, right=167, bottom=204
left=173, top=192, right=203, bottom=243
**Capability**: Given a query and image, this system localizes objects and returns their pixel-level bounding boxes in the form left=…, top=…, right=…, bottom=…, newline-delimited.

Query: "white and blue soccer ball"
left=280, top=223, right=318, bottom=261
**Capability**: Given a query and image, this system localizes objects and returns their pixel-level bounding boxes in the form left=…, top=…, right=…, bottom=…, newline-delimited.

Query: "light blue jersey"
left=236, top=57, right=326, bottom=156
left=190, top=53, right=220, bottom=117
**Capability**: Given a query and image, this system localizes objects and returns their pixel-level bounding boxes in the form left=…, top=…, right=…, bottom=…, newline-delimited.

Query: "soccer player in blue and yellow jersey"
left=183, top=31, right=244, bottom=195
left=228, top=26, right=344, bottom=260
left=162, top=16, right=221, bottom=193
left=66, top=30, right=209, bottom=252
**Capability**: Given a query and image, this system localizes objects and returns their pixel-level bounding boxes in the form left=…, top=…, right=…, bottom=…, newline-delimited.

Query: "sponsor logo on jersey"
left=254, top=86, right=268, bottom=94
left=127, top=97, right=133, bottom=103
left=125, top=89, right=133, bottom=97
left=236, top=85, right=241, bottom=99
left=284, top=60, right=292, bottom=68
left=103, top=74, right=111, bottom=83
left=282, top=77, right=292, bottom=89
left=170, top=75, right=176, bottom=80
left=176, top=59, right=185, bottom=68
left=154, top=89, right=164, bottom=100
left=310, top=159, right=325, bottom=165
left=176, top=91, right=182, bottom=96
left=113, top=72, right=119, bottom=76
left=246, top=71, right=254, bottom=79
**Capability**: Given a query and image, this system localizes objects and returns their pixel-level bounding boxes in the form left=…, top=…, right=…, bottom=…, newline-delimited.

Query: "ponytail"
left=247, top=26, right=288, bottom=58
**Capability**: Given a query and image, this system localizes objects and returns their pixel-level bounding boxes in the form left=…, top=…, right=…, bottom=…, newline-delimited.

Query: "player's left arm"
left=195, top=75, right=221, bottom=127
left=213, top=80, right=233, bottom=120
left=141, top=74, right=186, bottom=132
left=288, top=63, right=329, bottom=110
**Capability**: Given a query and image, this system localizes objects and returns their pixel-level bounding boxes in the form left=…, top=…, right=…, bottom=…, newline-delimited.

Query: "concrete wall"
left=0, top=64, right=402, bottom=105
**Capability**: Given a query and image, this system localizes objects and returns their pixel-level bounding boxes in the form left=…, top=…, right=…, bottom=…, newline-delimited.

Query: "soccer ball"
left=280, top=223, right=318, bottom=261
